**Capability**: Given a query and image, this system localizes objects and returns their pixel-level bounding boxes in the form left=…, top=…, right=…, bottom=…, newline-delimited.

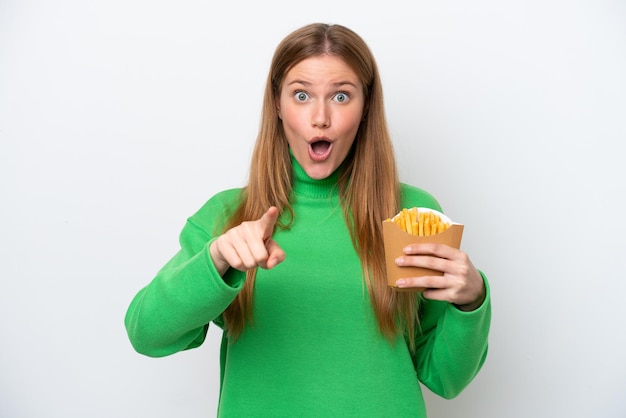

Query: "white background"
left=1, top=0, right=625, bottom=417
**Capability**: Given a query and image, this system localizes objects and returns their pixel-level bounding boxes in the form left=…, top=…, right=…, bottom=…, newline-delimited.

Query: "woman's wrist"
left=453, top=288, right=486, bottom=312
left=208, top=238, right=229, bottom=277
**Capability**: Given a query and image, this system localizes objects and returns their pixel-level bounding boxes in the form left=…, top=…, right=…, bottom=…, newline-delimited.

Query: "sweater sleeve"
left=412, top=272, right=491, bottom=399
left=124, top=190, right=245, bottom=358
left=398, top=182, right=491, bottom=398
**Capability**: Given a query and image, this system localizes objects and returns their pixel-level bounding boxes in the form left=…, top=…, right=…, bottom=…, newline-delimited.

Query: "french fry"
left=403, top=209, right=412, bottom=236
left=384, top=207, right=451, bottom=237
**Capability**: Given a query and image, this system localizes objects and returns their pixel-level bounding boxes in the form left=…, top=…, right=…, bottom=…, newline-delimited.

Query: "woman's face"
left=278, top=55, right=365, bottom=180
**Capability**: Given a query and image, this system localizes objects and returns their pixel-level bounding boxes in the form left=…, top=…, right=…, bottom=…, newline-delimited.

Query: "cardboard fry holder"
left=383, top=208, right=464, bottom=291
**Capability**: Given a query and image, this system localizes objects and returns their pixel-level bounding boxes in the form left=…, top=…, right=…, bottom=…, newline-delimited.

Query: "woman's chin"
left=304, top=163, right=335, bottom=180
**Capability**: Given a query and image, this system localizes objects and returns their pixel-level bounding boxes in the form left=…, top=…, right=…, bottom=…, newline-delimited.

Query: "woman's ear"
left=275, top=95, right=282, bottom=120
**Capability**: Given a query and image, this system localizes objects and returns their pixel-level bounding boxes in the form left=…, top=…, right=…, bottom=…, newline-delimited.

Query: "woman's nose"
left=311, top=102, right=330, bottom=128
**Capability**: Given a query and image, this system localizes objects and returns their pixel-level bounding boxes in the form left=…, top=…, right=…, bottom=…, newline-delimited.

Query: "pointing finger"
left=259, top=206, right=280, bottom=240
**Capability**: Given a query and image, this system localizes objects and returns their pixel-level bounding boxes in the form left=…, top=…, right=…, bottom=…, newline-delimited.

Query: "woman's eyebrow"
left=286, top=80, right=358, bottom=88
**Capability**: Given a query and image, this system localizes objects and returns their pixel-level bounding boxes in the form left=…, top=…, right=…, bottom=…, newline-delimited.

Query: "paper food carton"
left=383, top=207, right=464, bottom=291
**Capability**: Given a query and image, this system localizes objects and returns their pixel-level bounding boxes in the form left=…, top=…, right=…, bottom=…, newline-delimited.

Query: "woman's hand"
left=394, top=243, right=485, bottom=311
left=209, top=207, right=286, bottom=276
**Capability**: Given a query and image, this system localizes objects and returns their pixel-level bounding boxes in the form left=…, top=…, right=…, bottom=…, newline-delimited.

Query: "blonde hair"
left=221, top=23, right=420, bottom=351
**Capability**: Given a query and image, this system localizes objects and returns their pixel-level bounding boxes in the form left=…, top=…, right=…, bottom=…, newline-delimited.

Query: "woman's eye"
left=333, top=92, right=349, bottom=103
left=294, top=91, right=309, bottom=102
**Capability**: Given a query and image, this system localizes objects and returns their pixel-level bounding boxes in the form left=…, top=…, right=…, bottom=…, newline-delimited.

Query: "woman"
left=125, top=23, right=491, bottom=417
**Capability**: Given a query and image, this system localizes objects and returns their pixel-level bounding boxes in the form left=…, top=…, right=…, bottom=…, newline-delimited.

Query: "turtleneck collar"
left=291, top=152, right=341, bottom=198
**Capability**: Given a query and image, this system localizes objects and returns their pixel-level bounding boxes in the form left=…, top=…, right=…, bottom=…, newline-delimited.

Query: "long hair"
left=221, top=23, right=420, bottom=351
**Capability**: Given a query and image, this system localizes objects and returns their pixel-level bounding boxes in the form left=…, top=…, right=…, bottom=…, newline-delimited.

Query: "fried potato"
left=384, top=208, right=451, bottom=237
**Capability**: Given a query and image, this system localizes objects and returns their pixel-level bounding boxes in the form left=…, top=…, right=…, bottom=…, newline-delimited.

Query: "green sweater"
left=125, top=158, right=491, bottom=417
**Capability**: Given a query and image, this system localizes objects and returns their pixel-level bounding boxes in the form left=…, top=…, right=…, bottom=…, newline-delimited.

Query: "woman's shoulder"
left=205, top=187, right=243, bottom=205
left=187, top=188, right=244, bottom=232
left=399, top=183, right=443, bottom=212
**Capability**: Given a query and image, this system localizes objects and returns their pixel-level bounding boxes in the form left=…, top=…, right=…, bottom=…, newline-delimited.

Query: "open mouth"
left=311, top=140, right=331, bottom=155
left=309, top=139, right=333, bottom=161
